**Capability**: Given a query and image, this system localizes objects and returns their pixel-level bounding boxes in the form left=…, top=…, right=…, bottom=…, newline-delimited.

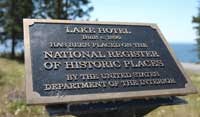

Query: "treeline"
left=0, top=0, right=93, bottom=59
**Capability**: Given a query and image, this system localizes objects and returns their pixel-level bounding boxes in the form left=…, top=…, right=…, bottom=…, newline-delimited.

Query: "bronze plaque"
left=23, top=19, right=196, bottom=105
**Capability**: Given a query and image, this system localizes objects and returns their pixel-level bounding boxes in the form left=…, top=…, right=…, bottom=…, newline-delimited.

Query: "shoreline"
left=181, top=62, right=200, bottom=74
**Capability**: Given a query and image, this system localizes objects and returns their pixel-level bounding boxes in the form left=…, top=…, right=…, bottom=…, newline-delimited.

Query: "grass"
left=0, top=58, right=47, bottom=117
left=0, top=57, right=199, bottom=117
left=146, top=72, right=200, bottom=117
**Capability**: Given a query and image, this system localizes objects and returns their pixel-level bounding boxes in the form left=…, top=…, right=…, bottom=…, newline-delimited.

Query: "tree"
left=0, top=0, right=93, bottom=59
left=192, top=6, right=200, bottom=60
left=35, top=0, right=93, bottom=20
left=0, top=0, right=34, bottom=58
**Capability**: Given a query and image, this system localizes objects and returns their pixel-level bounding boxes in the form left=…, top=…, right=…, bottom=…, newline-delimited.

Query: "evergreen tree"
left=0, top=0, right=34, bottom=58
left=0, top=0, right=93, bottom=59
left=35, top=0, right=93, bottom=19
left=193, top=7, right=200, bottom=60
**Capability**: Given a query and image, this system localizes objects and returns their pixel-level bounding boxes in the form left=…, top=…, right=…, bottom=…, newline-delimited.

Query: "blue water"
left=0, top=41, right=199, bottom=63
left=170, top=43, right=199, bottom=63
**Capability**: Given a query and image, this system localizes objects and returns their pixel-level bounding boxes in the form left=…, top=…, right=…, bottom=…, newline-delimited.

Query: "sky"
left=90, top=0, right=199, bottom=44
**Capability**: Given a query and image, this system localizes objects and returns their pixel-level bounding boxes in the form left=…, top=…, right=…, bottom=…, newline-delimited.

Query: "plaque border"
left=23, top=19, right=197, bottom=105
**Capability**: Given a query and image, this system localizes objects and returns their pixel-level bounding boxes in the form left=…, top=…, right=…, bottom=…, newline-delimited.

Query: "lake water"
left=0, top=42, right=199, bottom=63
left=171, top=43, right=199, bottom=63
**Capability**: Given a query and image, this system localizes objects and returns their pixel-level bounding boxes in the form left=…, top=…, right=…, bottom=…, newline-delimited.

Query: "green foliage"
left=2, top=0, right=33, bottom=36
left=193, top=7, right=200, bottom=60
left=34, top=0, right=93, bottom=19
left=0, top=0, right=93, bottom=59
left=0, top=0, right=34, bottom=58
